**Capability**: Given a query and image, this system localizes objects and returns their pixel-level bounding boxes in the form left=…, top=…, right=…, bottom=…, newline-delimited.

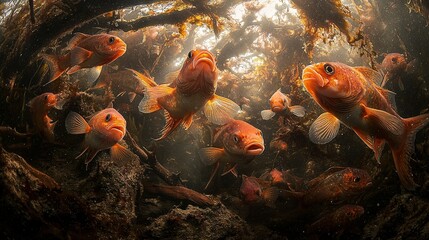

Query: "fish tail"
left=41, top=54, right=68, bottom=85
left=155, top=110, right=182, bottom=141
left=392, top=113, right=429, bottom=190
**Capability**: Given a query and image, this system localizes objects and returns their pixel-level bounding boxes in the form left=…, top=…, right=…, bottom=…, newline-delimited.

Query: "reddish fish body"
left=27, top=93, right=64, bottom=142
left=308, top=205, right=364, bottom=234
left=43, top=33, right=127, bottom=84
left=199, top=120, right=265, bottom=189
left=380, top=53, right=408, bottom=89
left=302, top=62, right=429, bottom=190
left=133, top=49, right=240, bottom=140
left=239, top=175, right=278, bottom=208
left=65, top=108, right=134, bottom=166
left=302, top=167, right=371, bottom=206
left=261, top=88, right=305, bottom=120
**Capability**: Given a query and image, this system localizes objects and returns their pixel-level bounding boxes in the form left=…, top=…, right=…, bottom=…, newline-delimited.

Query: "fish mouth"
left=193, top=50, right=216, bottom=72
left=109, top=125, right=125, bottom=135
left=245, top=143, right=265, bottom=155
left=302, top=66, right=328, bottom=87
left=272, top=106, right=283, bottom=112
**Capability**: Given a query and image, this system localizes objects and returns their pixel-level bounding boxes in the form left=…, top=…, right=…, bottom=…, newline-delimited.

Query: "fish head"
left=269, top=89, right=289, bottom=112
left=90, top=108, right=127, bottom=142
left=341, top=168, right=372, bottom=191
left=381, top=53, right=407, bottom=72
left=239, top=175, right=263, bottom=203
left=224, top=120, right=265, bottom=156
left=302, top=62, right=357, bottom=100
left=94, top=34, right=127, bottom=60
left=27, top=93, right=58, bottom=111
left=176, top=49, right=218, bottom=95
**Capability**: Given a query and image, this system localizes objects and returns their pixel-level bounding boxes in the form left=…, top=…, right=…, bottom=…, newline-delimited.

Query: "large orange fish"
left=199, top=119, right=265, bottom=189
left=65, top=108, right=134, bottom=167
left=27, top=93, right=65, bottom=142
left=302, top=62, right=429, bottom=190
left=42, top=33, right=127, bottom=84
left=130, top=49, right=240, bottom=140
left=261, top=88, right=306, bottom=120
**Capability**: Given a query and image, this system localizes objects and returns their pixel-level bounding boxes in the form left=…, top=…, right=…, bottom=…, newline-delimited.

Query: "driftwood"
left=124, top=131, right=183, bottom=186
left=0, top=126, right=32, bottom=138
left=144, top=182, right=214, bottom=206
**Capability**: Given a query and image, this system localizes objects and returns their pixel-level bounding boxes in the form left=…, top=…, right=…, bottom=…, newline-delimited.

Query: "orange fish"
left=261, top=88, right=305, bottom=120
left=302, top=62, right=429, bottom=190
left=42, top=33, right=127, bottom=84
left=131, top=49, right=240, bottom=140
left=65, top=108, right=134, bottom=167
left=380, top=53, right=408, bottom=89
left=260, top=168, right=304, bottom=191
left=239, top=175, right=279, bottom=208
left=308, top=205, right=364, bottom=235
left=27, top=93, right=66, bottom=142
left=199, top=119, right=265, bottom=189
left=302, top=167, right=372, bottom=205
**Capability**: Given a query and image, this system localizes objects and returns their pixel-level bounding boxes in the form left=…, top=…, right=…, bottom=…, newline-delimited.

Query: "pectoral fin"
left=138, top=85, right=174, bottom=113
left=198, top=147, right=225, bottom=166
left=289, top=105, right=306, bottom=117
left=361, top=104, right=404, bottom=135
left=261, top=109, right=276, bottom=120
left=203, top=94, right=241, bottom=125
left=65, top=111, right=91, bottom=134
left=111, top=144, right=135, bottom=166
left=262, top=187, right=279, bottom=208
left=67, top=47, right=93, bottom=74
left=309, top=112, right=340, bottom=144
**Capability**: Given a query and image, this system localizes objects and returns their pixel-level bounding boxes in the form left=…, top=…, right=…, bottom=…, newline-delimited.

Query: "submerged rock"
left=363, top=194, right=429, bottom=239
left=0, top=148, right=95, bottom=239
left=140, top=203, right=256, bottom=239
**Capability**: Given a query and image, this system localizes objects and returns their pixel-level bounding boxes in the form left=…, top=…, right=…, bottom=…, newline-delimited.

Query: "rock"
left=0, top=148, right=95, bottom=239
left=363, top=194, right=429, bottom=239
left=140, top=202, right=256, bottom=239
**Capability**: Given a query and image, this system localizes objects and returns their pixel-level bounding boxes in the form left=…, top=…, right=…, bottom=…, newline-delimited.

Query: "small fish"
left=42, top=33, right=127, bottom=84
left=379, top=53, right=409, bottom=90
left=308, top=205, right=364, bottom=235
left=261, top=88, right=305, bottom=120
left=65, top=108, right=134, bottom=167
left=198, top=119, right=265, bottom=189
left=239, top=175, right=279, bottom=208
left=270, top=138, right=288, bottom=152
left=27, top=93, right=66, bottom=142
left=302, top=62, right=429, bottom=190
left=302, top=167, right=372, bottom=206
left=260, top=168, right=304, bottom=191
left=131, top=49, right=240, bottom=140
left=91, top=68, right=149, bottom=102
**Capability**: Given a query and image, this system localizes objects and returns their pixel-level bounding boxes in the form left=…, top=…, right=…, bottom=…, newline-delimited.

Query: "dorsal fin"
left=67, top=32, right=90, bottom=50
left=354, top=67, right=383, bottom=86
left=376, top=86, right=397, bottom=111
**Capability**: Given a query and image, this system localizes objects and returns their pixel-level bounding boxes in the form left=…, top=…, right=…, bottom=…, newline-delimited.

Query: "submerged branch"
left=144, top=182, right=214, bottom=206
left=124, top=132, right=183, bottom=186
left=0, top=126, right=32, bottom=138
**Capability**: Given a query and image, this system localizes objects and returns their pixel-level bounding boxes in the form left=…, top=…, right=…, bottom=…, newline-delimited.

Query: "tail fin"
left=155, top=110, right=182, bottom=141
left=392, top=114, right=429, bottom=190
left=41, top=54, right=68, bottom=85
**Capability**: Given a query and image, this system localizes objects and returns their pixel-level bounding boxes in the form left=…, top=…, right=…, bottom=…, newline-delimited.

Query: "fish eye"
left=324, top=64, right=335, bottom=75
left=108, top=37, right=115, bottom=44
left=188, top=51, right=193, bottom=59
left=233, top=135, right=239, bottom=143
left=105, top=114, right=112, bottom=122
left=44, top=95, right=48, bottom=101
left=353, top=177, right=361, bottom=183
left=391, top=57, right=397, bottom=63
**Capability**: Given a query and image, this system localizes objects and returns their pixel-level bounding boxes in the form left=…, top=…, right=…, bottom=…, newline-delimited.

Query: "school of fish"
left=26, top=32, right=429, bottom=230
